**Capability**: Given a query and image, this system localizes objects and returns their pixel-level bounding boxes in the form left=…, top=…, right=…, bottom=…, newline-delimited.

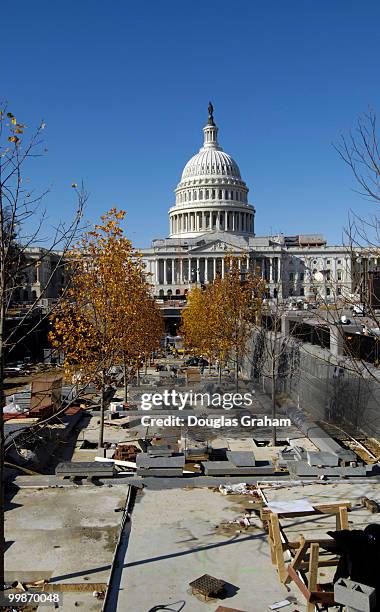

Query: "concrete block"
left=148, top=444, right=172, bottom=457
left=56, top=461, right=115, bottom=478
left=137, top=468, right=183, bottom=477
left=202, top=461, right=274, bottom=476
left=136, top=453, right=185, bottom=469
left=287, top=461, right=368, bottom=477
left=306, top=451, right=339, bottom=467
left=334, top=578, right=376, bottom=611
left=226, top=451, right=256, bottom=467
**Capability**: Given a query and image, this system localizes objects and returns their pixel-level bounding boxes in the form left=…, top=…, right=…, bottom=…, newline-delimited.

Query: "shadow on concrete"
left=124, top=531, right=265, bottom=568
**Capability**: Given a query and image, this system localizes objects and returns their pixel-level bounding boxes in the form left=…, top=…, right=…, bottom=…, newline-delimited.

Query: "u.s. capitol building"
left=141, top=104, right=365, bottom=302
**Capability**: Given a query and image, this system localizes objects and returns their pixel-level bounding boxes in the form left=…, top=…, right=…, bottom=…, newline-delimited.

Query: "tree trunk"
left=218, top=362, right=222, bottom=382
left=123, top=353, right=128, bottom=404
left=136, top=364, right=140, bottom=386
left=98, top=369, right=105, bottom=449
left=235, top=349, right=239, bottom=392
left=271, top=367, right=277, bottom=446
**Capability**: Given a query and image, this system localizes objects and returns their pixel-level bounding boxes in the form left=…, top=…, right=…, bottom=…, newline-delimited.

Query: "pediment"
left=188, top=239, right=245, bottom=254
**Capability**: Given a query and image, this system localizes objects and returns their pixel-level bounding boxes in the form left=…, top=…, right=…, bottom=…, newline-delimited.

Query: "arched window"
left=219, top=189, right=222, bottom=199
left=193, top=191, right=197, bottom=200
left=199, top=190, right=203, bottom=199
left=175, top=289, right=181, bottom=295
left=212, top=189, right=215, bottom=199
left=225, top=191, right=229, bottom=200
left=159, top=289, right=164, bottom=297
left=231, top=191, right=234, bottom=200
left=205, top=189, right=209, bottom=199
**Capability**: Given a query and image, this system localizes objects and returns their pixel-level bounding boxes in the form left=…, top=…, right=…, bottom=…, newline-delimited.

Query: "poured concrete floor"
left=114, top=487, right=303, bottom=612
left=5, top=485, right=129, bottom=611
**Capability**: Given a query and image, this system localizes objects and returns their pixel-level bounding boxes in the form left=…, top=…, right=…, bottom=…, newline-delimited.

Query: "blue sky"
left=2, top=0, right=380, bottom=246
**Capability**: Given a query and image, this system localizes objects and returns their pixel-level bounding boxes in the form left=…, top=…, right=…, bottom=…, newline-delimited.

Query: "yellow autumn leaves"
left=180, top=256, right=267, bottom=381
left=1, top=111, right=26, bottom=145
left=49, top=209, right=163, bottom=386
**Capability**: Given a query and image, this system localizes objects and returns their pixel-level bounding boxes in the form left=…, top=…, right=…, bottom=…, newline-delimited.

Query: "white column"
left=196, top=258, right=200, bottom=283
left=246, top=256, right=250, bottom=271
left=213, top=258, right=216, bottom=280
left=269, top=258, right=273, bottom=283
left=155, top=259, right=159, bottom=285
left=221, top=257, right=225, bottom=278
left=163, top=259, right=167, bottom=285
left=180, top=259, right=183, bottom=284
left=205, top=258, right=208, bottom=282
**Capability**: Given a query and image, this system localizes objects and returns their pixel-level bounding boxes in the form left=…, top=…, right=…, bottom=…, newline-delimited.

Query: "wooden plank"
left=307, top=543, right=319, bottom=612
left=261, top=502, right=351, bottom=520
left=336, top=506, right=349, bottom=530
left=287, top=565, right=311, bottom=601
left=287, top=567, right=335, bottom=606
left=287, top=538, right=336, bottom=549
left=270, top=513, right=287, bottom=583
left=299, top=559, right=339, bottom=568
left=268, top=517, right=277, bottom=564
left=285, top=535, right=307, bottom=585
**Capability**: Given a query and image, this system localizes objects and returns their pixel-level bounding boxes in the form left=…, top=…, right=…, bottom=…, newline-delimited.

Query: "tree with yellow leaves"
left=50, top=208, right=162, bottom=446
left=181, top=255, right=266, bottom=389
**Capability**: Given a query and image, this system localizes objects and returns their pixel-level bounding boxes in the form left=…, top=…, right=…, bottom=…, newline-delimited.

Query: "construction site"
left=3, top=345, right=380, bottom=612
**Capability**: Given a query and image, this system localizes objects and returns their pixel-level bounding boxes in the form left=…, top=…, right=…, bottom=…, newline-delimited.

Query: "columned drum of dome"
left=168, top=106, right=255, bottom=239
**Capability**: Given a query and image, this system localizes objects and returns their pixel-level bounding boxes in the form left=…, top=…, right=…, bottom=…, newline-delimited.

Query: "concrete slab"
left=115, top=488, right=301, bottom=611
left=226, top=451, right=256, bottom=467
left=202, top=461, right=274, bottom=476
left=5, top=485, right=129, bottom=611
left=136, top=453, right=185, bottom=468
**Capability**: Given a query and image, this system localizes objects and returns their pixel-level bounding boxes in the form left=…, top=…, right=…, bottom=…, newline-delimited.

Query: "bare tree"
left=0, top=105, right=85, bottom=591
left=249, top=285, right=301, bottom=446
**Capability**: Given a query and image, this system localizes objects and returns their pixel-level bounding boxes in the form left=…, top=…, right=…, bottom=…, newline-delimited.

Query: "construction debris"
left=361, top=497, right=380, bottom=514
left=218, top=483, right=260, bottom=496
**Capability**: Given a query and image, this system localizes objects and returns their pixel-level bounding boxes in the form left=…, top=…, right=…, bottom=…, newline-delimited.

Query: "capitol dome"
left=168, top=104, right=255, bottom=239
left=181, top=148, right=242, bottom=180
